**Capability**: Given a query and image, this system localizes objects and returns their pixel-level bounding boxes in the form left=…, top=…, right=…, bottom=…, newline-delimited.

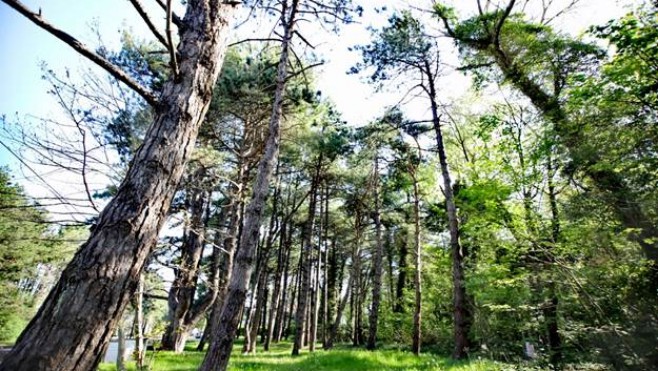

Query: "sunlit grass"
left=98, top=340, right=502, bottom=370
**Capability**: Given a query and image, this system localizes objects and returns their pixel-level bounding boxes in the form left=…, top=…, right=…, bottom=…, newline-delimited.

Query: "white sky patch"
left=0, top=0, right=640, bottom=227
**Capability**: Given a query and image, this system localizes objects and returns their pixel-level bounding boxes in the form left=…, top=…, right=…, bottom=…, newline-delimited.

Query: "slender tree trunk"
left=274, top=228, right=293, bottom=342
left=425, top=60, right=471, bottom=359
left=368, top=155, right=383, bottom=350
left=162, top=186, right=209, bottom=352
left=545, top=150, right=562, bottom=366
left=0, top=4, right=236, bottom=369
left=292, top=159, right=321, bottom=355
left=384, top=227, right=395, bottom=312
left=486, top=44, right=658, bottom=285
left=134, top=274, right=145, bottom=369
left=245, top=267, right=268, bottom=354
left=199, top=1, right=297, bottom=368
left=351, top=210, right=363, bottom=347
left=395, top=229, right=408, bottom=314
left=327, top=270, right=353, bottom=349
left=322, top=185, right=330, bottom=348
left=411, top=172, right=422, bottom=355
left=265, top=220, right=286, bottom=350
left=309, top=183, right=325, bottom=352
left=117, top=323, right=126, bottom=371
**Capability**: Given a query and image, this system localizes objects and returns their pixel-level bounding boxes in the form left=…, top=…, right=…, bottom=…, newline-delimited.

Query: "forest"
left=0, top=0, right=656, bottom=370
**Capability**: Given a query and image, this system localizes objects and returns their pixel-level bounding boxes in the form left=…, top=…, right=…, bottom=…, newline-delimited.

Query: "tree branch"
left=129, top=0, right=170, bottom=49
left=494, top=0, right=517, bottom=49
left=153, top=0, right=183, bottom=28
left=2, top=0, right=158, bottom=106
left=165, top=0, right=179, bottom=78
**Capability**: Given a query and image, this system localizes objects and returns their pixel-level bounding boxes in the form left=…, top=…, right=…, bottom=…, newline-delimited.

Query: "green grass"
left=98, top=341, right=503, bottom=370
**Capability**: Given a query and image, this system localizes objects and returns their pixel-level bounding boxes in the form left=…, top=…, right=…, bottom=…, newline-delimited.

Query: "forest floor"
left=97, top=340, right=503, bottom=370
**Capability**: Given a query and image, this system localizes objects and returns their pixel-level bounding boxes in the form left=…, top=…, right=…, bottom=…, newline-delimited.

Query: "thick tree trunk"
left=199, top=1, right=297, bottom=368
left=367, top=155, right=383, bottom=350
left=0, top=4, right=236, bottom=370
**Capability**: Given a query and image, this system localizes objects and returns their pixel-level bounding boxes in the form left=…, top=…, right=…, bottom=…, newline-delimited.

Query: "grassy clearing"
left=98, top=341, right=503, bottom=370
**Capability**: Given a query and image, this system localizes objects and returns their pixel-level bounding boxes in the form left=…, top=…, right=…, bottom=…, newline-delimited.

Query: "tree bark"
left=117, top=323, right=126, bottom=371
left=292, top=165, right=320, bottom=355
left=545, top=150, right=562, bottom=366
left=199, top=0, right=298, bottom=368
left=134, top=274, right=145, bottom=368
left=395, top=229, right=408, bottom=314
left=0, top=3, right=237, bottom=370
left=162, top=185, right=209, bottom=352
left=425, top=59, right=471, bottom=359
left=367, top=155, right=383, bottom=350
left=265, top=217, right=287, bottom=350
left=411, top=169, right=422, bottom=356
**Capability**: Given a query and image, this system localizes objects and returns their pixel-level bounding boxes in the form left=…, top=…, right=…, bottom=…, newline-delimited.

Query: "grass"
left=98, top=341, right=503, bottom=370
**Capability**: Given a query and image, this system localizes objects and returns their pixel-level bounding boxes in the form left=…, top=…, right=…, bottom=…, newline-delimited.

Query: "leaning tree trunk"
left=199, top=0, right=298, bottom=368
left=486, top=44, right=658, bottom=287
left=367, top=155, right=383, bottom=350
left=425, top=60, right=471, bottom=360
left=0, top=3, right=237, bottom=370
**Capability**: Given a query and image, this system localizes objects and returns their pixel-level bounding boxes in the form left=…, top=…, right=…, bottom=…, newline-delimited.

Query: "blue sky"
left=0, top=0, right=634, bottom=190
left=0, top=0, right=160, bottom=166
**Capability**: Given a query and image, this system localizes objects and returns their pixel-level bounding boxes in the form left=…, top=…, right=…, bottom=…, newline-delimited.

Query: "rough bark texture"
left=367, top=156, right=383, bottom=350
left=199, top=0, right=297, bottom=368
left=0, top=3, right=236, bottom=370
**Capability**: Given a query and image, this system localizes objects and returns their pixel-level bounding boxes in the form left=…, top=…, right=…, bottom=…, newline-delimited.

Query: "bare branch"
left=153, top=0, right=183, bottom=27
left=228, top=37, right=285, bottom=47
left=166, top=0, right=180, bottom=78
left=494, top=0, right=517, bottom=49
left=129, top=0, right=170, bottom=49
left=1, top=0, right=158, bottom=106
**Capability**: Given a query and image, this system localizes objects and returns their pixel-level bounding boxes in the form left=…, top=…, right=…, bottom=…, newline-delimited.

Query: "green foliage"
left=0, top=168, right=79, bottom=343
left=351, top=11, right=433, bottom=86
